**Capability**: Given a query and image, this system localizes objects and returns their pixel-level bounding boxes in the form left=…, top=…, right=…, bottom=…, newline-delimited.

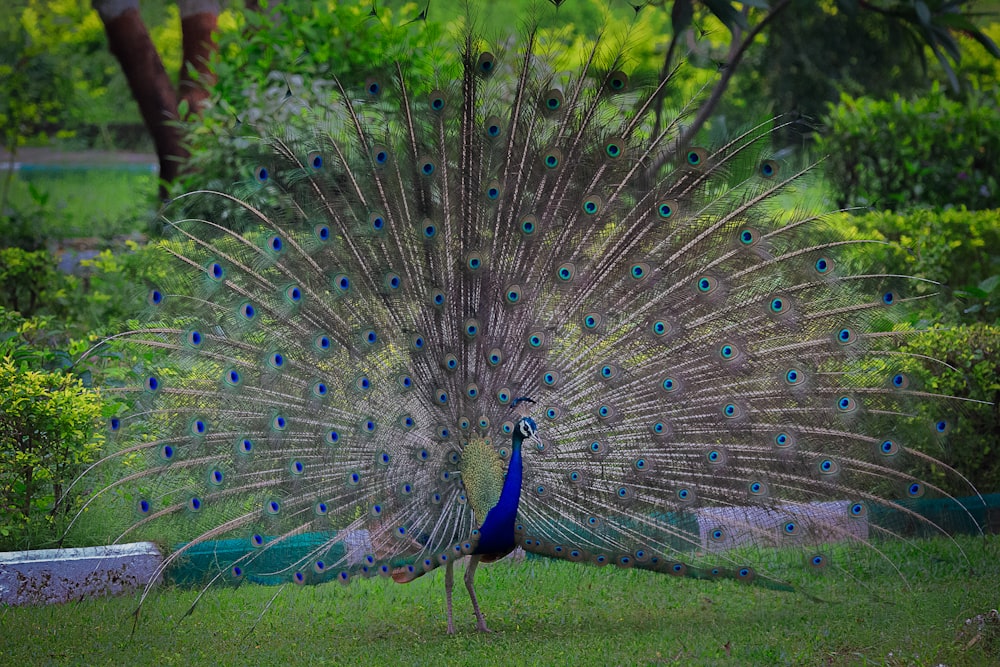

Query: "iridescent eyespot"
left=738, top=228, right=758, bottom=246
left=759, top=159, right=779, bottom=178
left=719, top=344, right=738, bottom=360
left=630, top=263, right=649, bottom=280
left=485, top=115, right=503, bottom=139
left=836, top=395, right=857, bottom=413
left=686, top=147, right=707, bottom=167
left=429, top=90, right=446, bottom=111
left=556, top=262, right=575, bottom=282
left=505, top=285, right=521, bottom=305
left=254, top=166, right=269, bottom=183
left=581, top=195, right=603, bottom=215
left=307, top=152, right=323, bottom=170
left=365, top=77, right=381, bottom=96
left=835, top=327, right=857, bottom=345
left=465, top=252, right=484, bottom=272
left=486, top=181, right=501, bottom=200
left=605, top=137, right=624, bottom=159
left=696, top=276, right=718, bottom=294
left=476, top=52, right=496, bottom=75
left=542, top=147, right=563, bottom=169
left=542, top=89, right=564, bottom=112
left=655, top=200, right=677, bottom=219
left=519, top=215, right=538, bottom=236
left=879, top=439, right=899, bottom=456
left=418, top=158, right=436, bottom=176
left=607, top=70, right=628, bottom=92
left=818, top=458, right=839, bottom=475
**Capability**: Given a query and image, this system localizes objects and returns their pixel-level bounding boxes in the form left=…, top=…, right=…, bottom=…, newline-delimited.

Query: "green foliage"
left=837, top=208, right=1000, bottom=323
left=0, top=0, right=180, bottom=150
left=2, top=168, right=157, bottom=248
left=818, top=84, right=1000, bottom=210
left=0, top=247, right=76, bottom=320
left=74, top=241, right=173, bottom=335
left=902, top=324, right=1000, bottom=494
left=732, top=2, right=930, bottom=127
left=181, top=0, right=676, bottom=192
left=0, top=179, right=67, bottom=251
left=0, top=350, right=105, bottom=550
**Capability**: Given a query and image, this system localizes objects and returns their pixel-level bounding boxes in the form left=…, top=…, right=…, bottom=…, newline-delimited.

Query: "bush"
left=0, top=352, right=105, bottom=551
left=0, top=246, right=77, bottom=320
left=818, top=85, right=999, bottom=210
left=901, top=324, right=1000, bottom=495
left=835, top=208, right=1000, bottom=324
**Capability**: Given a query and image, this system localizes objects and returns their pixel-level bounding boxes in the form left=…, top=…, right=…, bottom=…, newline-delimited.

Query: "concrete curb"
left=0, top=542, right=162, bottom=606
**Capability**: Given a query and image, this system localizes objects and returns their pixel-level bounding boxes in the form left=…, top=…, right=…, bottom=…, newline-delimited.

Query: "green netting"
left=165, top=494, right=1000, bottom=587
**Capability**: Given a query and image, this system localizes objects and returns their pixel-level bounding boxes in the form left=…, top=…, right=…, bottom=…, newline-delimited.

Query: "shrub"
left=0, top=353, right=104, bottom=550
left=835, top=208, right=1000, bottom=324
left=818, top=85, right=999, bottom=211
left=0, top=246, right=76, bottom=320
left=901, top=324, right=1000, bottom=495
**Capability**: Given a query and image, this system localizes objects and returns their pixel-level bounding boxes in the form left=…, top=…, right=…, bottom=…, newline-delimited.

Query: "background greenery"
left=0, top=0, right=997, bottom=564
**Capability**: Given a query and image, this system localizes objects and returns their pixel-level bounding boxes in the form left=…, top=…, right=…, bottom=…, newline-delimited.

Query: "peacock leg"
left=445, top=557, right=456, bottom=635
left=464, top=555, right=490, bottom=632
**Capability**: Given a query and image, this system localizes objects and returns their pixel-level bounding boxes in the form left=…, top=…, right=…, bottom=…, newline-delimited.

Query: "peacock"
left=69, top=9, right=989, bottom=635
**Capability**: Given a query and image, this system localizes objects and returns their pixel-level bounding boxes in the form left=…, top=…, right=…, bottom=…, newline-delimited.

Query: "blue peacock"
left=69, top=12, right=988, bottom=635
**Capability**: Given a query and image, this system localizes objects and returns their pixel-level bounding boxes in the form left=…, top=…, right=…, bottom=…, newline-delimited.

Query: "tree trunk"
left=178, top=0, right=220, bottom=117
left=92, top=0, right=219, bottom=199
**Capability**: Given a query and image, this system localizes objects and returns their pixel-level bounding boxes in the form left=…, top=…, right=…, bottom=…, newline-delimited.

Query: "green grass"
left=2, top=167, right=158, bottom=241
left=2, top=536, right=998, bottom=666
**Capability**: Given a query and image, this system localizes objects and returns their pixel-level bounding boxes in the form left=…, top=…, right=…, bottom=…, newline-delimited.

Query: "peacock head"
left=514, top=416, right=540, bottom=449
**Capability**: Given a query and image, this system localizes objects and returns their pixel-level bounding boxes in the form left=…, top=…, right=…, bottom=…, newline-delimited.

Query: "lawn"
left=2, top=163, right=158, bottom=242
left=1, top=536, right=998, bottom=666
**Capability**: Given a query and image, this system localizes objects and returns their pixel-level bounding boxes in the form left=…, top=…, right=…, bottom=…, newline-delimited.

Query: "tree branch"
left=646, top=0, right=792, bottom=179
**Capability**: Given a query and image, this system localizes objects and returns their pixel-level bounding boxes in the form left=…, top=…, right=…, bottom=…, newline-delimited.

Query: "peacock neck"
left=471, top=432, right=525, bottom=556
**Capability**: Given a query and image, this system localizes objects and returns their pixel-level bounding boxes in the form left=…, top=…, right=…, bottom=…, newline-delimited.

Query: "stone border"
left=0, top=542, right=162, bottom=606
